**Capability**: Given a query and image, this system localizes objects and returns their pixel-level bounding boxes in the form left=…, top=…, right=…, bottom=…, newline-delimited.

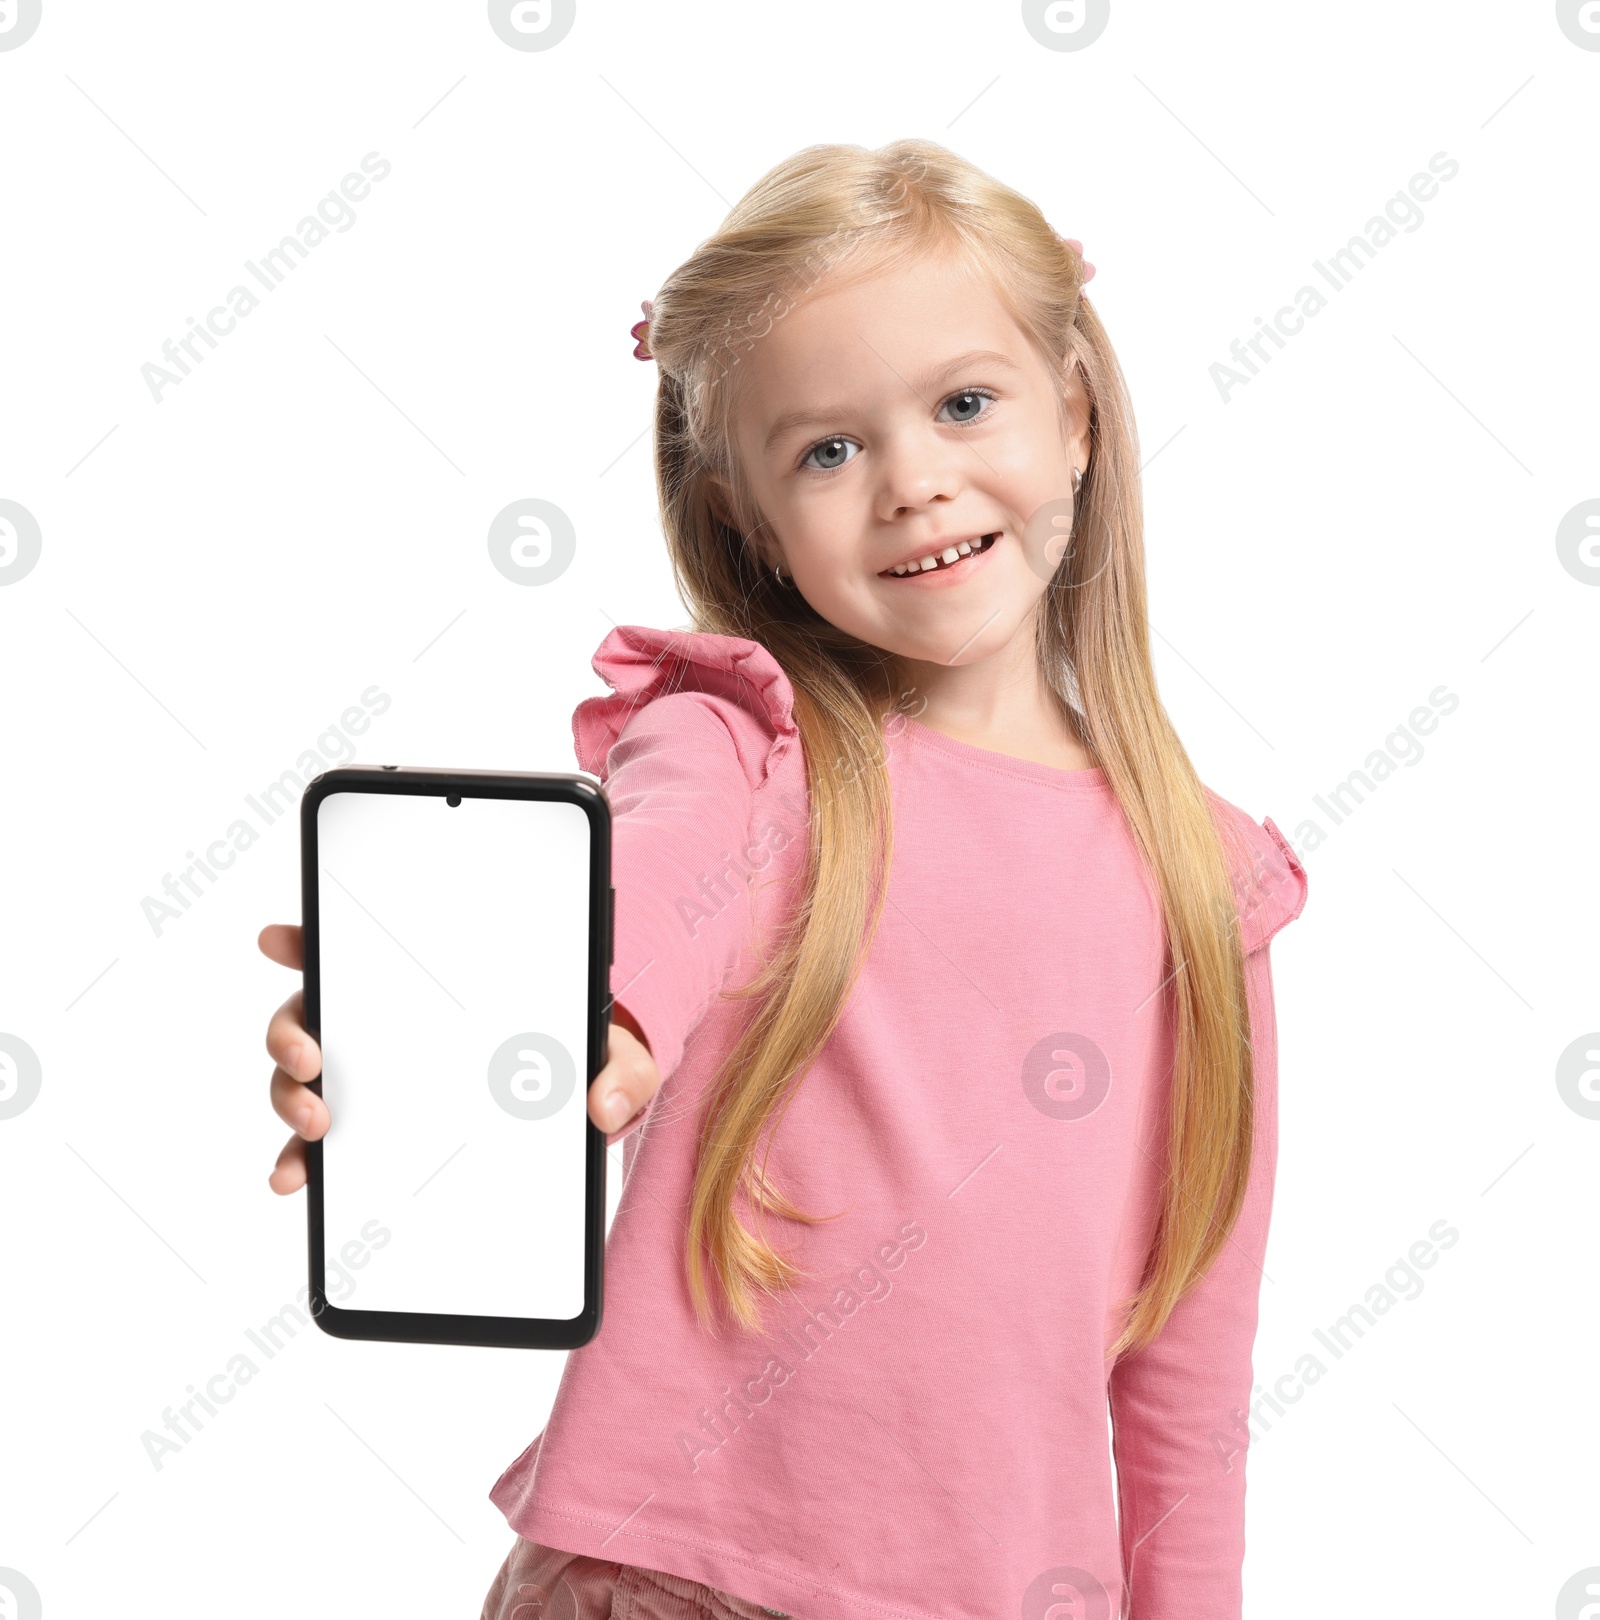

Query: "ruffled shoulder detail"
left=572, top=624, right=799, bottom=788
left=1208, top=793, right=1309, bottom=955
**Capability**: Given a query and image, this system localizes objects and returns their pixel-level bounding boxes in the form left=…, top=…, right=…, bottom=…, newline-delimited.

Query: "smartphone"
left=299, top=765, right=611, bottom=1349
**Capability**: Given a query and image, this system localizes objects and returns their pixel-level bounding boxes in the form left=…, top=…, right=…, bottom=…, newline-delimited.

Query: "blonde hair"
left=641, top=138, right=1262, bottom=1362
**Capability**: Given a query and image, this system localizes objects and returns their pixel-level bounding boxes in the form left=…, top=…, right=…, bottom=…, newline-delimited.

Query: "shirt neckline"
left=898, top=716, right=1113, bottom=794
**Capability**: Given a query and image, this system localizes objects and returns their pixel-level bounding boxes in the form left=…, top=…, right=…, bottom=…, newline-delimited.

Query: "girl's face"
left=721, top=246, right=1091, bottom=670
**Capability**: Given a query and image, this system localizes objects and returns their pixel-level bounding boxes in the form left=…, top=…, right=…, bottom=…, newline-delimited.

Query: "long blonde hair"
left=641, top=138, right=1263, bottom=1362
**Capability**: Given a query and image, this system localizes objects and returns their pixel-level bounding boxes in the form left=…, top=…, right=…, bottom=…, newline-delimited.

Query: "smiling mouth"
left=880, top=533, right=1000, bottom=579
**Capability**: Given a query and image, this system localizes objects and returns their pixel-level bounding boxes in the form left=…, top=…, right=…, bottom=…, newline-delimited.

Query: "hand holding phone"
left=261, top=936, right=659, bottom=1186
left=260, top=765, right=664, bottom=1350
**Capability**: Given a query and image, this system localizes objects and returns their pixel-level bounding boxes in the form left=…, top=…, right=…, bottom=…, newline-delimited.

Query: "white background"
left=0, top=3, right=1595, bottom=1617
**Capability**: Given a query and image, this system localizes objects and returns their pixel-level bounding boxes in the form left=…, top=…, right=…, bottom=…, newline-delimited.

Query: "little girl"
left=262, top=138, right=1307, bottom=1620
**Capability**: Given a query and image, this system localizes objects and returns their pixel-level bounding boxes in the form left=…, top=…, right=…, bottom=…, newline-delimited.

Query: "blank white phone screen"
left=316, top=789, right=593, bottom=1322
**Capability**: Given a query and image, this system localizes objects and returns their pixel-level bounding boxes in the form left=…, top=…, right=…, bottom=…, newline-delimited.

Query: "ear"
left=706, top=475, right=777, bottom=569
left=705, top=472, right=736, bottom=531
left=1059, top=352, right=1093, bottom=475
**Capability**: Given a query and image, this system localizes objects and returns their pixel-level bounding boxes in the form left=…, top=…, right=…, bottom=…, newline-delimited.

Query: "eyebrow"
left=761, top=347, right=1025, bottom=454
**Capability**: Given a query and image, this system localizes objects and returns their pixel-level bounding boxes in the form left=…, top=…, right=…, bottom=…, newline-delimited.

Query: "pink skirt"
left=480, top=1536, right=795, bottom=1620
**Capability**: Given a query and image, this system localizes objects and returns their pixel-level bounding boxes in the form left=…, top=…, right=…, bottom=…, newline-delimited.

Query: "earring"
left=1071, top=466, right=1083, bottom=494
left=773, top=562, right=786, bottom=586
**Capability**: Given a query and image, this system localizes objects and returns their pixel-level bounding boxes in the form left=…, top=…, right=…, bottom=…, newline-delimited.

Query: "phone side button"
left=608, top=886, right=616, bottom=965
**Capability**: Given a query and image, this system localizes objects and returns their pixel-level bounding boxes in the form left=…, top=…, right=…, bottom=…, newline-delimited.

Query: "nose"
left=872, top=419, right=967, bottom=524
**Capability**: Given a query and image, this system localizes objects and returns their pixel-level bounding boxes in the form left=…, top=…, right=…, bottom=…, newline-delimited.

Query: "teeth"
left=886, top=534, right=997, bottom=576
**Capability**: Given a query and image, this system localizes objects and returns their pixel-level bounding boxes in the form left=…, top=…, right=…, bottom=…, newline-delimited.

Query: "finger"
left=269, top=1132, right=308, bottom=1195
left=258, top=923, right=303, bottom=972
left=603, top=1111, right=648, bottom=1147
left=587, top=1023, right=660, bottom=1136
left=271, top=1064, right=327, bottom=1138
left=266, top=990, right=320, bottom=1083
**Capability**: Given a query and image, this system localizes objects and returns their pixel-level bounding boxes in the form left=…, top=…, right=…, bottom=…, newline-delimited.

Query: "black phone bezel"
left=300, top=764, right=611, bottom=1350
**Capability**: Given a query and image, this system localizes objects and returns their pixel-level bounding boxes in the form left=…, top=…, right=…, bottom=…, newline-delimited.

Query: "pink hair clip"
left=1065, top=238, right=1096, bottom=286
left=630, top=299, right=654, bottom=361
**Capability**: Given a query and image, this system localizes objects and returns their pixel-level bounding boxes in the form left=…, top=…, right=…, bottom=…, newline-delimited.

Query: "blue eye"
left=939, top=388, right=996, bottom=424
left=802, top=436, right=858, bottom=473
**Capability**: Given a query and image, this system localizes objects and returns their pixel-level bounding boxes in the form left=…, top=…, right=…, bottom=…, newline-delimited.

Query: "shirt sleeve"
left=1106, top=812, right=1307, bottom=1618
left=570, top=625, right=801, bottom=1144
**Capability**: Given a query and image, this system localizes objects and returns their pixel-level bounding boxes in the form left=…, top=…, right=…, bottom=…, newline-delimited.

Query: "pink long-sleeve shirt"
left=490, top=624, right=1309, bottom=1620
